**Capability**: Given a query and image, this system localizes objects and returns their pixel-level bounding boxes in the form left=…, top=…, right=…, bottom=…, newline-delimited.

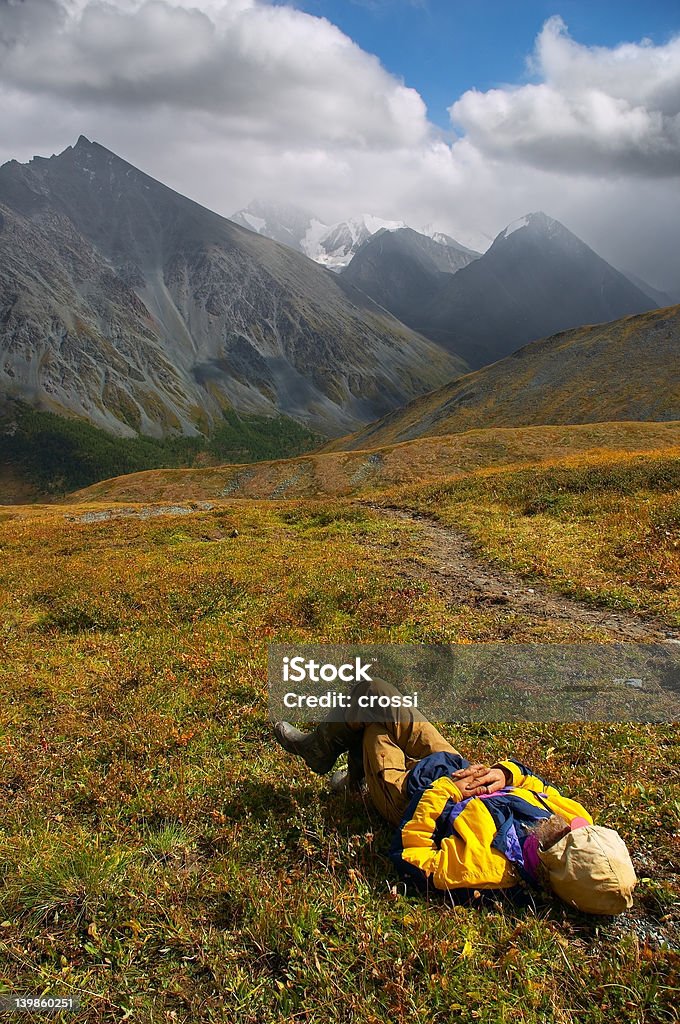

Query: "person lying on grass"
left=274, top=678, right=636, bottom=916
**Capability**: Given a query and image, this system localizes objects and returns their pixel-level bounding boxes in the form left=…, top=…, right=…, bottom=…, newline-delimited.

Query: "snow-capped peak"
left=500, top=211, right=560, bottom=241
left=503, top=215, right=531, bottom=238
left=359, top=214, right=406, bottom=236
left=230, top=199, right=479, bottom=270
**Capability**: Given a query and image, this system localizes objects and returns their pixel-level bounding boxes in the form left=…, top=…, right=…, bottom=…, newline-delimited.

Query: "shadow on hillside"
left=224, top=776, right=321, bottom=825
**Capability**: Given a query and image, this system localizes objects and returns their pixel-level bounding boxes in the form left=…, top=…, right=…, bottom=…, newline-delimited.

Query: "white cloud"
left=0, top=0, right=428, bottom=148
left=0, top=4, right=679, bottom=291
left=450, top=16, right=680, bottom=177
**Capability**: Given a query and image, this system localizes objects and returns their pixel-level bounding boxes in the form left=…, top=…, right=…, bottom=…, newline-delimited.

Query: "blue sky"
left=289, top=0, right=680, bottom=128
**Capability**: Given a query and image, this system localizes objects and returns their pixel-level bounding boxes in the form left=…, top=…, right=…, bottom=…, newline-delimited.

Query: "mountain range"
left=231, top=200, right=411, bottom=271
left=322, top=304, right=680, bottom=451
left=339, top=212, right=659, bottom=368
left=0, top=137, right=672, bottom=457
left=233, top=201, right=662, bottom=371
left=230, top=199, right=488, bottom=274
left=0, top=138, right=460, bottom=438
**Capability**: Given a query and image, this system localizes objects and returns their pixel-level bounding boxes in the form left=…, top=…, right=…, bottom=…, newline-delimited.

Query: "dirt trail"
left=373, top=506, right=680, bottom=642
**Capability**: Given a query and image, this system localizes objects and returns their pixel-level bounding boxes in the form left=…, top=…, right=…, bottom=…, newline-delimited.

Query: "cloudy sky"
left=1, top=0, right=679, bottom=290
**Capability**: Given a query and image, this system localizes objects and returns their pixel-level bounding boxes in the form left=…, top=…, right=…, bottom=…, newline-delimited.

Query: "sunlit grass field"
left=1, top=447, right=679, bottom=1021
left=386, top=450, right=680, bottom=625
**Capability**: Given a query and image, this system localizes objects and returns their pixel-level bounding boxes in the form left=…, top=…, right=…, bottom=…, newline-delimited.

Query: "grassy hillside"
left=0, top=494, right=678, bottom=1021
left=0, top=403, right=320, bottom=499
left=381, top=448, right=680, bottom=625
left=71, top=420, right=680, bottom=503
left=323, top=305, right=680, bottom=452
left=0, top=462, right=43, bottom=504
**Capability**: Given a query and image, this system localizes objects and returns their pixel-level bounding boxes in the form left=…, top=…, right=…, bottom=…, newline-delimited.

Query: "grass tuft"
left=1, top=839, right=130, bottom=927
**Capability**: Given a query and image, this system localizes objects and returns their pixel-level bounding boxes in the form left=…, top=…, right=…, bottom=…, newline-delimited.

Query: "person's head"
left=533, top=814, right=637, bottom=915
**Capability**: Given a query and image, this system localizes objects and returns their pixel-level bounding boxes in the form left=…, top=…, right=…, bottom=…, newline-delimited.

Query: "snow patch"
left=242, top=213, right=266, bottom=233
left=314, top=250, right=353, bottom=272
left=300, top=218, right=331, bottom=259
left=503, top=215, right=530, bottom=238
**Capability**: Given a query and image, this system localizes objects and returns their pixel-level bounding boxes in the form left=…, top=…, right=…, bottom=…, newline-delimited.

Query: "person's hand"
left=450, top=763, right=508, bottom=796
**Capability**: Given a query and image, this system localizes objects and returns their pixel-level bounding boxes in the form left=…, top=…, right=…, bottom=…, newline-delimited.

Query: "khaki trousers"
left=347, top=679, right=459, bottom=827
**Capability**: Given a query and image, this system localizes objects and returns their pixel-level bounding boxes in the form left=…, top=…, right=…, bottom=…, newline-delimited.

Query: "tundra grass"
left=385, top=450, right=680, bottom=626
left=70, top=422, right=680, bottom=504
left=0, top=501, right=677, bottom=1023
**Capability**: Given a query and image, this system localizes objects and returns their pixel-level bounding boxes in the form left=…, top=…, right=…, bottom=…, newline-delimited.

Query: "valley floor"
left=0, top=477, right=678, bottom=1023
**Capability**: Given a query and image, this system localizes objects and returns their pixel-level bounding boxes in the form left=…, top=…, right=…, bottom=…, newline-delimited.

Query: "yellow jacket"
left=390, top=755, right=592, bottom=893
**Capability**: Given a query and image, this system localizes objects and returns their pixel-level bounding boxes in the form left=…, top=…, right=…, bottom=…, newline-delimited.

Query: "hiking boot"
left=329, top=769, right=368, bottom=796
left=329, top=740, right=366, bottom=793
left=273, top=720, right=357, bottom=775
left=329, top=769, right=351, bottom=792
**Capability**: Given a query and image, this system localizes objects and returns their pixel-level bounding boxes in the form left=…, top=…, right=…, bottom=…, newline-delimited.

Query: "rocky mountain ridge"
left=340, top=211, right=658, bottom=369
left=0, top=138, right=462, bottom=438
left=230, top=199, right=475, bottom=271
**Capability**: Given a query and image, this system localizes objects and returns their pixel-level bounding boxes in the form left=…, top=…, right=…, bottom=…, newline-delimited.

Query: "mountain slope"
left=70, top=420, right=680, bottom=504
left=417, top=212, right=658, bottom=368
left=341, top=227, right=479, bottom=325
left=0, top=138, right=461, bottom=438
left=623, top=270, right=676, bottom=308
left=321, top=304, right=680, bottom=451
